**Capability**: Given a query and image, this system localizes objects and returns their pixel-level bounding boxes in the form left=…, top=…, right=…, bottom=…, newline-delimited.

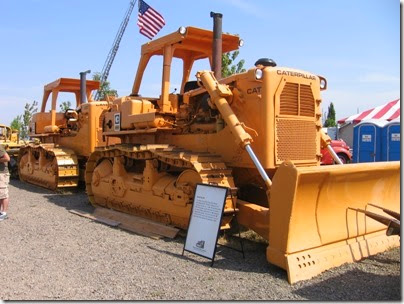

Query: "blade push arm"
left=320, top=130, right=343, bottom=165
left=197, top=70, right=272, bottom=189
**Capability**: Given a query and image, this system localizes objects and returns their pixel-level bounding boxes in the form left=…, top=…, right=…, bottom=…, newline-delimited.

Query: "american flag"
left=137, top=0, right=165, bottom=39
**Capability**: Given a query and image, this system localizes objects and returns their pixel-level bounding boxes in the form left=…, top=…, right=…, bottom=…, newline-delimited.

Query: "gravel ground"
left=0, top=179, right=401, bottom=301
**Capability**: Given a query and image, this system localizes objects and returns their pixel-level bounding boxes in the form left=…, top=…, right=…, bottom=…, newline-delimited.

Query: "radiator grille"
left=300, top=84, right=315, bottom=117
left=276, top=119, right=317, bottom=163
left=280, top=82, right=315, bottom=117
left=280, top=83, right=298, bottom=115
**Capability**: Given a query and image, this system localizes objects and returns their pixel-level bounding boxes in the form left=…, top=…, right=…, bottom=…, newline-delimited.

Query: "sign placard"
left=362, top=134, right=372, bottom=142
left=183, top=184, right=228, bottom=261
left=391, top=133, right=400, bottom=141
left=114, top=113, right=121, bottom=131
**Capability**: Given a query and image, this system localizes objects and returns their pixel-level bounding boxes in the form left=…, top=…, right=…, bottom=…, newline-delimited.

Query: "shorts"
left=0, top=173, right=10, bottom=199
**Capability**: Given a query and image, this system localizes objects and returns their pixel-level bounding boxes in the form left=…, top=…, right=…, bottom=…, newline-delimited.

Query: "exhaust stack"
left=80, top=70, right=91, bottom=103
left=210, top=12, right=222, bottom=80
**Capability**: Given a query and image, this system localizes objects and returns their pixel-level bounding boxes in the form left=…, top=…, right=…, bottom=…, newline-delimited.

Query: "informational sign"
left=362, top=134, right=372, bottom=142
left=114, top=113, right=121, bottom=131
left=391, top=133, right=400, bottom=141
left=183, top=184, right=228, bottom=261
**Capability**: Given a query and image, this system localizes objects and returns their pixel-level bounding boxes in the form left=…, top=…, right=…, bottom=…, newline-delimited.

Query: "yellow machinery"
left=18, top=77, right=118, bottom=190
left=83, top=21, right=399, bottom=283
left=0, top=124, right=26, bottom=177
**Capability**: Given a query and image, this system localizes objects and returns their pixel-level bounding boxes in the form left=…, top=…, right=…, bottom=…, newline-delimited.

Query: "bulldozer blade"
left=266, top=161, right=400, bottom=284
left=355, top=208, right=400, bottom=236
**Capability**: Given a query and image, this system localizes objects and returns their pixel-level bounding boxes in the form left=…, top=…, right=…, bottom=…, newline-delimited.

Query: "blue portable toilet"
left=381, top=119, right=400, bottom=161
left=353, top=119, right=388, bottom=163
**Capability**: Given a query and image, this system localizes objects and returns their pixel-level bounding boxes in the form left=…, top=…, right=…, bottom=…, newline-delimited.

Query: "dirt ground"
left=0, top=179, right=400, bottom=300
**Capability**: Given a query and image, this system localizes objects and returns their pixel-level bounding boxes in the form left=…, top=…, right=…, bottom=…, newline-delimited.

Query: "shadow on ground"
left=146, top=236, right=287, bottom=279
left=11, top=179, right=93, bottom=214
left=293, top=269, right=401, bottom=301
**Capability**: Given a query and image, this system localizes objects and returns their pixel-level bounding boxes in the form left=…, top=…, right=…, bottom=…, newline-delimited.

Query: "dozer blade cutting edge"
left=266, top=160, right=400, bottom=284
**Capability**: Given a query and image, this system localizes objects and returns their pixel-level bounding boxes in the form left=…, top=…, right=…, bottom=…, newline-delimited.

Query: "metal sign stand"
left=216, top=187, right=245, bottom=261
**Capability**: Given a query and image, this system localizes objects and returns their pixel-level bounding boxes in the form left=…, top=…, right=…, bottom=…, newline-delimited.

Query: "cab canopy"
left=41, top=78, right=100, bottom=112
left=132, top=26, right=242, bottom=97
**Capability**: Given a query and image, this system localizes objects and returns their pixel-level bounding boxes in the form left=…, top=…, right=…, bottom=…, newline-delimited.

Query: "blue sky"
left=0, top=0, right=400, bottom=125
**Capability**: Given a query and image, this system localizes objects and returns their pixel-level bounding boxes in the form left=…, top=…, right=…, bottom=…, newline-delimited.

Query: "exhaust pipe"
left=80, top=69, right=91, bottom=103
left=210, top=12, right=222, bottom=80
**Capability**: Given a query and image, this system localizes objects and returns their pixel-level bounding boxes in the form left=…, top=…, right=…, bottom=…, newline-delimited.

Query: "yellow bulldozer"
left=18, top=77, right=119, bottom=190
left=83, top=14, right=400, bottom=283
left=0, top=124, right=26, bottom=177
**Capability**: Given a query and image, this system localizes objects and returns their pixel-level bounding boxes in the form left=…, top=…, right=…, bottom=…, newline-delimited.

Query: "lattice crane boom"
left=94, top=0, right=136, bottom=100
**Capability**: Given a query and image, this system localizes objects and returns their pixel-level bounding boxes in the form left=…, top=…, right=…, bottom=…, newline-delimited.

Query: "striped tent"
left=338, top=99, right=400, bottom=124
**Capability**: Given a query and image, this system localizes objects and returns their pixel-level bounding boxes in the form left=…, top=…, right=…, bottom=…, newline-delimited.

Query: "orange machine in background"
left=18, top=77, right=119, bottom=189
left=83, top=15, right=399, bottom=284
left=0, top=124, right=26, bottom=177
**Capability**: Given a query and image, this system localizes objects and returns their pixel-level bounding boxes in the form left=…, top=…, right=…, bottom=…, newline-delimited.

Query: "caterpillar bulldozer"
left=0, top=124, right=26, bottom=177
left=83, top=13, right=400, bottom=284
left=18, top=76, right=119, bottom=190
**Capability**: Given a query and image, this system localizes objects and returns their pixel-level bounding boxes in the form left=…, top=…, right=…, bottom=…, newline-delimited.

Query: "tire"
left=336, top=153, right=350, bottom=164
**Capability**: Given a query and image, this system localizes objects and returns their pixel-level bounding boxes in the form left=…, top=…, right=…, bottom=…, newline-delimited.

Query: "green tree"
left=93, top=73, right=118, bottom=100
left=324, top=102, right=337, bottom=127
left=221, top=51, right=246, bottom=77
left=11, top=100, right=38, bottom=139
left=59, top=101, right=72, bottom=112
left=10, top=115, right=23, bottom=134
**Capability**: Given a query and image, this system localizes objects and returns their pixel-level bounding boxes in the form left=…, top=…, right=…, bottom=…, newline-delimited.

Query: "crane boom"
left=95, top=0, right=137, bottom=100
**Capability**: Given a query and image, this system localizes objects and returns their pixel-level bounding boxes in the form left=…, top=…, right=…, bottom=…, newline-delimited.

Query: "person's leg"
left=0, top=173, right=9, bottom=218
left=0, top=198, right=7, bottom=219
left=0, top=197, right=8, bottom=213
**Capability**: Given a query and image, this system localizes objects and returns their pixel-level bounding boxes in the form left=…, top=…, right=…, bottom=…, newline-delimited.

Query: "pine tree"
left=324, top=102, right=336, bottom=127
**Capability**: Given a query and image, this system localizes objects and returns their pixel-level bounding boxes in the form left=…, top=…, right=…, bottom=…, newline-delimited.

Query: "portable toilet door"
left=353, top=120, right=387, bottom=163
left=382, top=120, right=400, bottom=161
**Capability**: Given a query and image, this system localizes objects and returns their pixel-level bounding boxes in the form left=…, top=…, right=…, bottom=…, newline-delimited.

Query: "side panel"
left=58, top=102, right=110, bottom=157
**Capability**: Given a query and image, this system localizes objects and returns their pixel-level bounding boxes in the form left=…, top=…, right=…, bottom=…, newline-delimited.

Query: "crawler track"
left=86, top=144, right=237, bottom=229
left=18, top=144, right=79, bottom=190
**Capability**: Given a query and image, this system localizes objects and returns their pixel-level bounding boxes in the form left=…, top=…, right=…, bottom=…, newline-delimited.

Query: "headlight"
left=178, top=26, right=187, bottom=35
left=319, top=76, right=327, bottom=90
left=255, top=69, right=263, bottom=80
left=238, top=39, right=244, bottom=47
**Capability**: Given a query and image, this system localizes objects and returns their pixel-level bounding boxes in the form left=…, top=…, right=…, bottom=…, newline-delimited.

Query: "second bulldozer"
left=18, top=77, right=118, bottom=190
left=84, top=20, right=400, bottom=283
left=0, top=124, right=26, bottom=177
